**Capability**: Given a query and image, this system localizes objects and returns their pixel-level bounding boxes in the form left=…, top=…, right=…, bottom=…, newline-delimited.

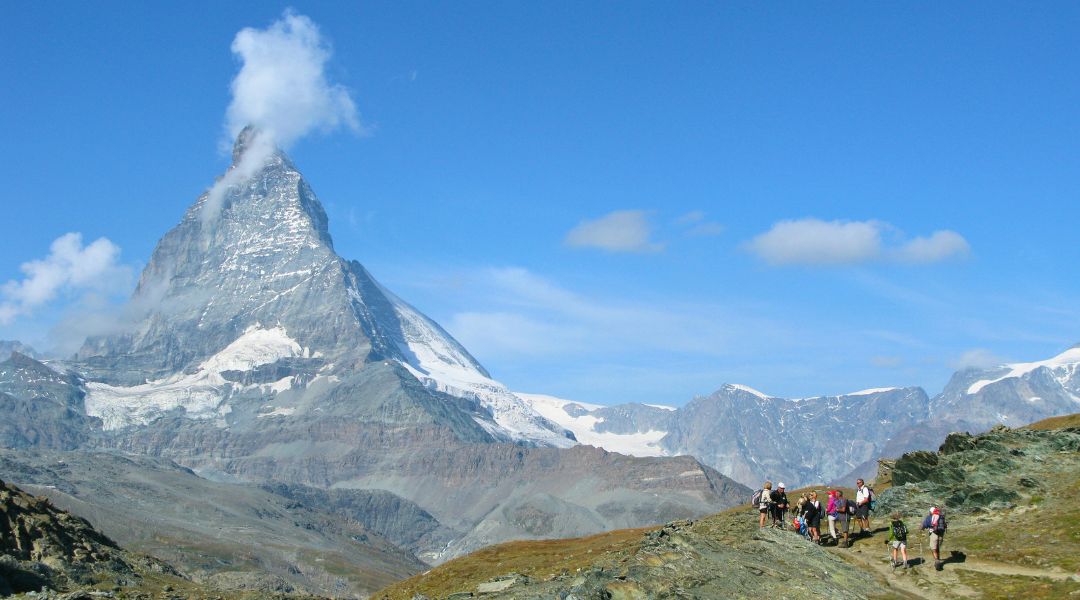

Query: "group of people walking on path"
left=753, top=478, right=949, bottom=570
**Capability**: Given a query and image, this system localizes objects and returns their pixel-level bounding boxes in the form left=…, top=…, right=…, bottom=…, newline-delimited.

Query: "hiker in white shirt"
left=854, top=478, right=873, bottom=536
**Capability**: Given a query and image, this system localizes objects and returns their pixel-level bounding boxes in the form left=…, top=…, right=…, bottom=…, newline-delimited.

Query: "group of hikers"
left=753, top=478, right=949, bottom=570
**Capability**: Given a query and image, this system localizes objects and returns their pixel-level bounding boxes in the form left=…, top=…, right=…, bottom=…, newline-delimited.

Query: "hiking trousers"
left=828, top=515, right=837, bottom=538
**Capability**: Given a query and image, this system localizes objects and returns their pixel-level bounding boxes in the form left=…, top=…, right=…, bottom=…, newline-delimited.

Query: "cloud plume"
left=0, top=233, right=131, bottom=325
left=203, top=10, right=360, bottom=222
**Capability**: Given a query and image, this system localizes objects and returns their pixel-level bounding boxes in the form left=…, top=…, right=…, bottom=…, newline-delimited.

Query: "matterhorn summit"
left=77, top=128, right=573, bottom=446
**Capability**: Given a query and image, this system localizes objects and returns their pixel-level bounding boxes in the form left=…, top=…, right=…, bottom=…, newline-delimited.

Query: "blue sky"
left=2, top=2, right=1078, bottom=404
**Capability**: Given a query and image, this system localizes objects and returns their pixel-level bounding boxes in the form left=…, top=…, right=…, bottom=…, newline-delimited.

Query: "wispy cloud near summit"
left=225, top=10, right=361, bottom=147
left=203, top=11, right=361, bottom=222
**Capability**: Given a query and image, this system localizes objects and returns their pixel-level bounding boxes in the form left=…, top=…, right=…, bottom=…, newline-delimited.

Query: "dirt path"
left=827, top=531, right=1078, bottom=599
left=947, top=557, right=1076, bottom=582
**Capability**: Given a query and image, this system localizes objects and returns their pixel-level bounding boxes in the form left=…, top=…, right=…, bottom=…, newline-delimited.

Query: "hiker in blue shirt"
left=921, top=507, right=947, bottom=570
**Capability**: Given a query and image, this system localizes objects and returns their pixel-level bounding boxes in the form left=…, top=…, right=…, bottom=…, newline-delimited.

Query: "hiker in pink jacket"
left=826, top=490, right=839, bottom=544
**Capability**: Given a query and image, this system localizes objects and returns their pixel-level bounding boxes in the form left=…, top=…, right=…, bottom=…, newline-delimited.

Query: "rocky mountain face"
left=931, top=345, right=1080, bottom=429
left=0, top=352, right=100, bottom=450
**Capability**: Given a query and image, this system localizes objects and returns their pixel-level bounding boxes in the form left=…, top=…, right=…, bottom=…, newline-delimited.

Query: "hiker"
left=885, top=511, right=909, bottom=568
left=855, top=478, right=873, bottom=535
left=802, top=490, right=823, bottom=544
left=921, top=507, right=947, bottom=570
left=833, top=490, right=852, bottom=547
left=826, top=490, right=839, bottom=543
left=771, top=483, right=789, bottom=528
left=756, top=481, right=774, bottom=528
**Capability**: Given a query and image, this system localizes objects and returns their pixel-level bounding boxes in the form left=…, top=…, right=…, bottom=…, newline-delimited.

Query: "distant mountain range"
left=517, top=344, right=1080, bottom=487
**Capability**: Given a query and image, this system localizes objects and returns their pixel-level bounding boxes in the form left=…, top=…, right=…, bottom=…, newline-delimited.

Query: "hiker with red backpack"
left=801, top=490, right=824, bottom=544
left=921, top=506, right=947, bottom=570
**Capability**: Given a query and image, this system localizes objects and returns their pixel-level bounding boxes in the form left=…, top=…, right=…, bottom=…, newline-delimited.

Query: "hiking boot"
left=934, top=560, right=943, bottom=571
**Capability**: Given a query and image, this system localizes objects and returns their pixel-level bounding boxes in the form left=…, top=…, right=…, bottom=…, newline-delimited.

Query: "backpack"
left=818, top=502, right=827, bottom=520
left=892, top=521, right=908, bottom=541
left=932, top=516, right=947, bottom=536
left=867, top=488, right=876, bottom=511
left=751, top=489, right=764, bottom=507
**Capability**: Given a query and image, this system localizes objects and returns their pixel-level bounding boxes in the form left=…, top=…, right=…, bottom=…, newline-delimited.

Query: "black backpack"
left=892, top=521, right=908, bottom=541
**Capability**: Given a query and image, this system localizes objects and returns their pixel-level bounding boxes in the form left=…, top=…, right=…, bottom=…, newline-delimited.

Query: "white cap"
left=929, top=506, right=936, bottom=515
left=778, top=482, right=785, bottom=488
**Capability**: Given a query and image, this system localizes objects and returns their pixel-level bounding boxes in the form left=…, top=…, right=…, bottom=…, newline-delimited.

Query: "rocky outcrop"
left=0, top=478, right=165, bottom=596
left=877, top=421, right=1080, bottom=517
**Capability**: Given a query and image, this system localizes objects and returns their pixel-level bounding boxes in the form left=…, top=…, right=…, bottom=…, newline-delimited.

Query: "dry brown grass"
left=374, top=526, right=657, bottom=600
left=1023, top=412, right=1080, bottom=431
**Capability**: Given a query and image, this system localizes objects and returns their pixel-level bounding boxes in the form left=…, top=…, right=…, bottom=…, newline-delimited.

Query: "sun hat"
left=778, top=482, right=786, bottom=488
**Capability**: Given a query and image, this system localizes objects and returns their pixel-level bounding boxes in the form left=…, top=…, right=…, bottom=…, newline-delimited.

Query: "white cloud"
left=204, top=10, right=360, bottom=222
left=565, top=210, right=664, bottom=253
left=892, top=230, right=971, bottom=263
left=0, top=233, right=131, bottom=325
left=745, top=218, right=883, bottom=265
left=951, top=348, right=1007, bottom=370
left=745, top=218, right=970, bottom=266
left=674, top=210, right=725, bottom=237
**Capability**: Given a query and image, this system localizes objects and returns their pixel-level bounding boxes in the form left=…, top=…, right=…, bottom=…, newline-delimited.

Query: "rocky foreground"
left=376, top=415, right=1080, bottom=599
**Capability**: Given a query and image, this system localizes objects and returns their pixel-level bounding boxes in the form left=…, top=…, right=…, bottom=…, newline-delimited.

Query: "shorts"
left=929, top=533, right=942, bottom=551
left=806, top=514, right=821, bottom=528
left=836, top=514, right=850, bottom=533
left=891, top=541, right=906, bottom=550
left=759, top=506, right=769, bottom=513
left=855, top=504, right=870, bottom=519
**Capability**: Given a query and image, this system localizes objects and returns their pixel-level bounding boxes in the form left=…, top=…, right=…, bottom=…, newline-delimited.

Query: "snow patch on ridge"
left=847, top=387, right=901, bottom=396
left=967, top=347, right=1080, bottom=395
left=515, top=393, right=670, bottom=457
left=723, top=383, right=771, bottom=399
left=384, top=292, right=575, bottom=448
left=86, top=325, right=303, bottom=430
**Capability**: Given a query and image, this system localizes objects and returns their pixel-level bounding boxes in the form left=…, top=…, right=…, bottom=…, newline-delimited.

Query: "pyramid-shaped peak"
left=232, top=125, right=267, bottom=164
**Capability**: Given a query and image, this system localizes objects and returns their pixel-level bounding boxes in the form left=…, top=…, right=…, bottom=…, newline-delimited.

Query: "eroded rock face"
left=877, top=422, right=1080, bottom=517
left=0, top=478, right=144, bottom=595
